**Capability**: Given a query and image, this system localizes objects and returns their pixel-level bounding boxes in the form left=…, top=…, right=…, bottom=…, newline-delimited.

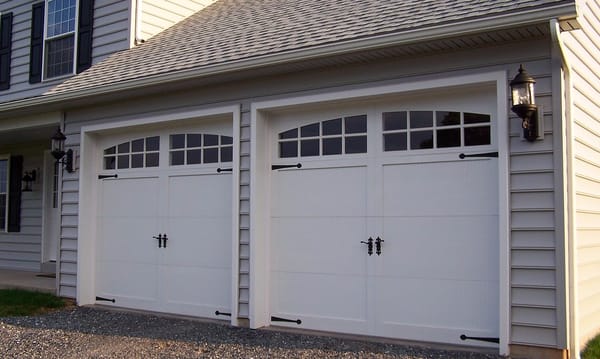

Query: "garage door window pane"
left=301, top=139, right=319, bottom=156
left=301, top=123, right=320, bottom=137
left=383, top=112, right=407, bottom=131
left=280, top=141, right=297, bottom=158
left=188, top=149, right=203, bottom=164
left=322, top=118, right=342, bottom=135
left=204, top=134, right=219, bottom=146
left=204, top=148, right=219, bottom=163
left=118, top=142, right=130, bottom=153
left=187, top=134, right=202, bottom=147
left=146, top=153, right=159, bottom=167
left=279, top=128, right=298, bottom=139
left=384, top=133, right=407, bottom=151
left=323, top=137, right=342, bottom=155
left=436, top=112, right=460, bottom=126
left=410, top=111, right=433, bottom=128
left=221, top=146, right=233, bottom=162
left=410, top=131, right=433, bottom=150
left=131, top=154, right=144, bottom=168
left=146, top=137, right=160, bottom=151
left=170, top=151, right=184, bottom=166
left=104, top=157, right=115, bottom=170
left=131, top=139, right=144, bottom=152
left=345, top=115, right=367, bottom=134
left=464, top=127, right=491, bottom=146
left=104, top=146, right=116, bottom=155
left=437, top=128, right=461, bottom=148
left=117, top=155, right=129, bottom=169
left=346, top=136, right=367, bottom=153
left=464, top=113, right=491, bottom=124
left=221, top=136, right=233, bottom=145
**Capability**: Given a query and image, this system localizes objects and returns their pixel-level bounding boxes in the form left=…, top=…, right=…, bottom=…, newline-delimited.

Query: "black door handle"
left=375, top=237, right=384, bottom=255
left=360, top=237, right=373, bottom=256
left=162, top=234, right=168, bottom=248
left=153, top=234, right=163, bottom=248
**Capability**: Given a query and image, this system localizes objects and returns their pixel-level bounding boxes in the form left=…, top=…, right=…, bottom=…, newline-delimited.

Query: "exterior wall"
left=59, top=37, right=563, bottom=349
left=0, top=143, right=46, bottom=272
left=137, top=0, right=216, bottom=42
left=0, top=0, right=132, bottom=104
left=562, top=0, right=600, bottom=349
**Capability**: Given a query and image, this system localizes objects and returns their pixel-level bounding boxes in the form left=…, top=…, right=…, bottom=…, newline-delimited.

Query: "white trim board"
left=76, top=104, right=241, bottom=326
left=250, top=71, right=510, bottom=355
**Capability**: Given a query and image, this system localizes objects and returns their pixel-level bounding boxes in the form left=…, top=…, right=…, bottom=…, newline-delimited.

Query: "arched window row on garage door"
left=103, top=134, right=233, bottom=170
left=277, top=111, right=491, bottom=158
left=278, top=114, right=368, bottom=158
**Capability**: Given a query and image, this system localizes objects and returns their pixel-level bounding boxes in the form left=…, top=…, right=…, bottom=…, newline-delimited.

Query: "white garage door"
left=269, top=96, right=500, bottom=346
left=95, top=122, right=233, bottom=319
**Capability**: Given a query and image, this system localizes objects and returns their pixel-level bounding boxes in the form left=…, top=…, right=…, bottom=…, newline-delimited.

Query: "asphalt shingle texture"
left=50, top=0, right=574, bottom=95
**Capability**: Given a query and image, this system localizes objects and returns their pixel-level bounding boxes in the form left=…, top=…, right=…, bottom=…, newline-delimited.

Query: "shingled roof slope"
left=49, top=0, right=574, bottom=95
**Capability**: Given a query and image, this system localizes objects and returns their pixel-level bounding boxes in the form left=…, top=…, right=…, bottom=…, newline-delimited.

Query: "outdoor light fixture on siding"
left=22, top=170, right=36, bottom=192
left=510, top=65, right=539, bottom=141
left=51, top=127, right=74, bottom=173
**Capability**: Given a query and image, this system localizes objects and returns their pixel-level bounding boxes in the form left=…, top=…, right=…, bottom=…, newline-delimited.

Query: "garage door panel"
left=168, top=174, right=232, bottom=217
left=376, top=277, right=499, bottom=344
left=272, top=166, right=367, bottom=217
left=162, top=265, right=231, bottom=317
left=96, top=261, right=159, bottom=305
left=166, top=218, right=232, bottom=267
left=381, top=216, right=498, bottom=280
left=383, top=160, right=498, bottom=216
left=271, top=271, right=368, bottom=328
left=271, top=217, right=367, bottom=275
left=98, top=217, right=159, bottom=263
left=100, top=177, right=160, bottom=217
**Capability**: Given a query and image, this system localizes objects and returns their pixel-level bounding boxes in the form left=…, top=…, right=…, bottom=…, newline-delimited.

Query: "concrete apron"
left=0, top=269, right=56, bottom=294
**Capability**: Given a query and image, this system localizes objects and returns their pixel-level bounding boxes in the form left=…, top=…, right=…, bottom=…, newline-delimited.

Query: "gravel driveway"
left=0, top=306, right=502, bottom=358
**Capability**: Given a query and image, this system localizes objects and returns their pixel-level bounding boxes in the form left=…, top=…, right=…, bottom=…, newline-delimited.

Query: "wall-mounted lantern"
left=510, top=65, right=539, bottom=141
left=51, top=127, right=74, bottom=173
left=22, top=170, right=36, bottom=192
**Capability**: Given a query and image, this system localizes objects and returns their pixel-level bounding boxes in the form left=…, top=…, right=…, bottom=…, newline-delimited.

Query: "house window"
left=44, top=0, right=77, bottom=78
left=278, top=115, right=368, bottom=158
left=0, top=158, right=7, bottom=231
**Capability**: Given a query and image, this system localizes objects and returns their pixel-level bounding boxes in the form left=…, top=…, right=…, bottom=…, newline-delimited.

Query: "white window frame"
left=42, top=0, right=79, bottom=80
left=0, top=155, right=9, bottom=232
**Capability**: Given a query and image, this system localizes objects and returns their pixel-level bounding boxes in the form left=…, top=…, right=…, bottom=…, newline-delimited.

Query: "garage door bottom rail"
left=459, top=334, right=499, bottom=344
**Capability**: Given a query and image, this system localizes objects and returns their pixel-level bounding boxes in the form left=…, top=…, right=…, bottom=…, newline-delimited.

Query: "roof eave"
left=0, top=2, right=577, bottom=115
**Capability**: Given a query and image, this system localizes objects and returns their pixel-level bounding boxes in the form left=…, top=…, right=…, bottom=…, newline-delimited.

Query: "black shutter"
left=7, top=155, right=22, bottom=233
left=29, top=2, right=44, bottom=84
left=76, top=0, right=94, bottom=73
left=0, top=12, right=13, bottom=91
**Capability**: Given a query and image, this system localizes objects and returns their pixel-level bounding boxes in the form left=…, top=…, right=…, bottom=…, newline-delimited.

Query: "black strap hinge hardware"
left=98, top=174, right=118, bottom=179
left=271, top=163, right=302, bottom=170
left=96, top=296, right=116, bottom=303
left=460, top=334, right=499, bottom=344
left=215, top=311, right=231, bottom=317
left=217, top=168, right=233, bottom=173
left=459, top=152, right=498, bottom=159
left=271, top=316, right=302, bottom=325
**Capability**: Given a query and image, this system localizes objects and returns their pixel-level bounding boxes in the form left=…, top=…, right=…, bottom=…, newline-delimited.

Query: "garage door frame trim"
left=250, top=72, right=510, bottom=355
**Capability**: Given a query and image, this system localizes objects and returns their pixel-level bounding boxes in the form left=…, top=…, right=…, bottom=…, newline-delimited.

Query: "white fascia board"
left=0, top=2, right=577, bottom=114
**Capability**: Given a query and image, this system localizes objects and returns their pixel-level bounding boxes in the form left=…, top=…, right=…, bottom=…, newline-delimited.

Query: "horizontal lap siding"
left=0, top=146, right=44, bottom=272
left=139, top=0, right=216, bottom=41
left=562, top=0, right=600, bottom=347
left=508, top=60, right=561, bottom=347
left=0, top=0, right=130, bottom=104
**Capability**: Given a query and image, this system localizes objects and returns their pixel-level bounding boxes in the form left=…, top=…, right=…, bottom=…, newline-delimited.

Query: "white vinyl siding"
left=0, top=0, right=131, bottom=104
left=137, top=0, right=216, bottom=42
left=562, top=0, right=600, bottom=348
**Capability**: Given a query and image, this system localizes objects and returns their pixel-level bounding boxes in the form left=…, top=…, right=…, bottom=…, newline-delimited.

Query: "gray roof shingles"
left=49, top=0, right=574, bottom=95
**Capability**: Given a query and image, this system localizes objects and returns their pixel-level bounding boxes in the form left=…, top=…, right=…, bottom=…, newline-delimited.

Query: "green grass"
left=582, top=334, right=600, bottom=359
left=0, top=289, right=66, bottom=316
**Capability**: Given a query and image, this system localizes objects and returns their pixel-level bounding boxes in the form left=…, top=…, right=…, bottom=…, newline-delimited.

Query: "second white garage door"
left=95, top=121, right=234, bottom=318
left=269, top=94, right=500, bottom=346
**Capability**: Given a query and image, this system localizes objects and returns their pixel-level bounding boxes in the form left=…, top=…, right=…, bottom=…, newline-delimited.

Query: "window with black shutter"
left=29, top=0, right=94, bottom=82
left=0, top=12, right=13, bottom=90
left=0, top=155, right=22, bottom=232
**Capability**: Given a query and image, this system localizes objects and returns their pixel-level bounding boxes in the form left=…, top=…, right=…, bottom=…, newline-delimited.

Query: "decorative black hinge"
left=271, top=163, right=302, bottom=170
left=271, top=316, right=302, bottom=325
left=217, top=168, right=233, bottom=173
left=96, top=296, right=116, bottom=303
left=459, top=152, right=498, bottom=159
left=215, top=310, right=231, bottom=317
left=460, top=334, right=499, bottom=344
left=98, top=174, right=118, bottom=179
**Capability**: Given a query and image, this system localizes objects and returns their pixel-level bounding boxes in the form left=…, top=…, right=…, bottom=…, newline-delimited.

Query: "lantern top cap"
left=51, top=126, right=66, bottom=141
left=510, top=64, right=536, bottom=86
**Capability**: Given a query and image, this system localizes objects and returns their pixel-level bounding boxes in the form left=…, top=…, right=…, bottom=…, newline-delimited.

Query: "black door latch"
left=361, top=237, right=374, bottom=256
left=375, top=237, right=384, bottom=255
left=153, top=234, right=168, bottom=248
